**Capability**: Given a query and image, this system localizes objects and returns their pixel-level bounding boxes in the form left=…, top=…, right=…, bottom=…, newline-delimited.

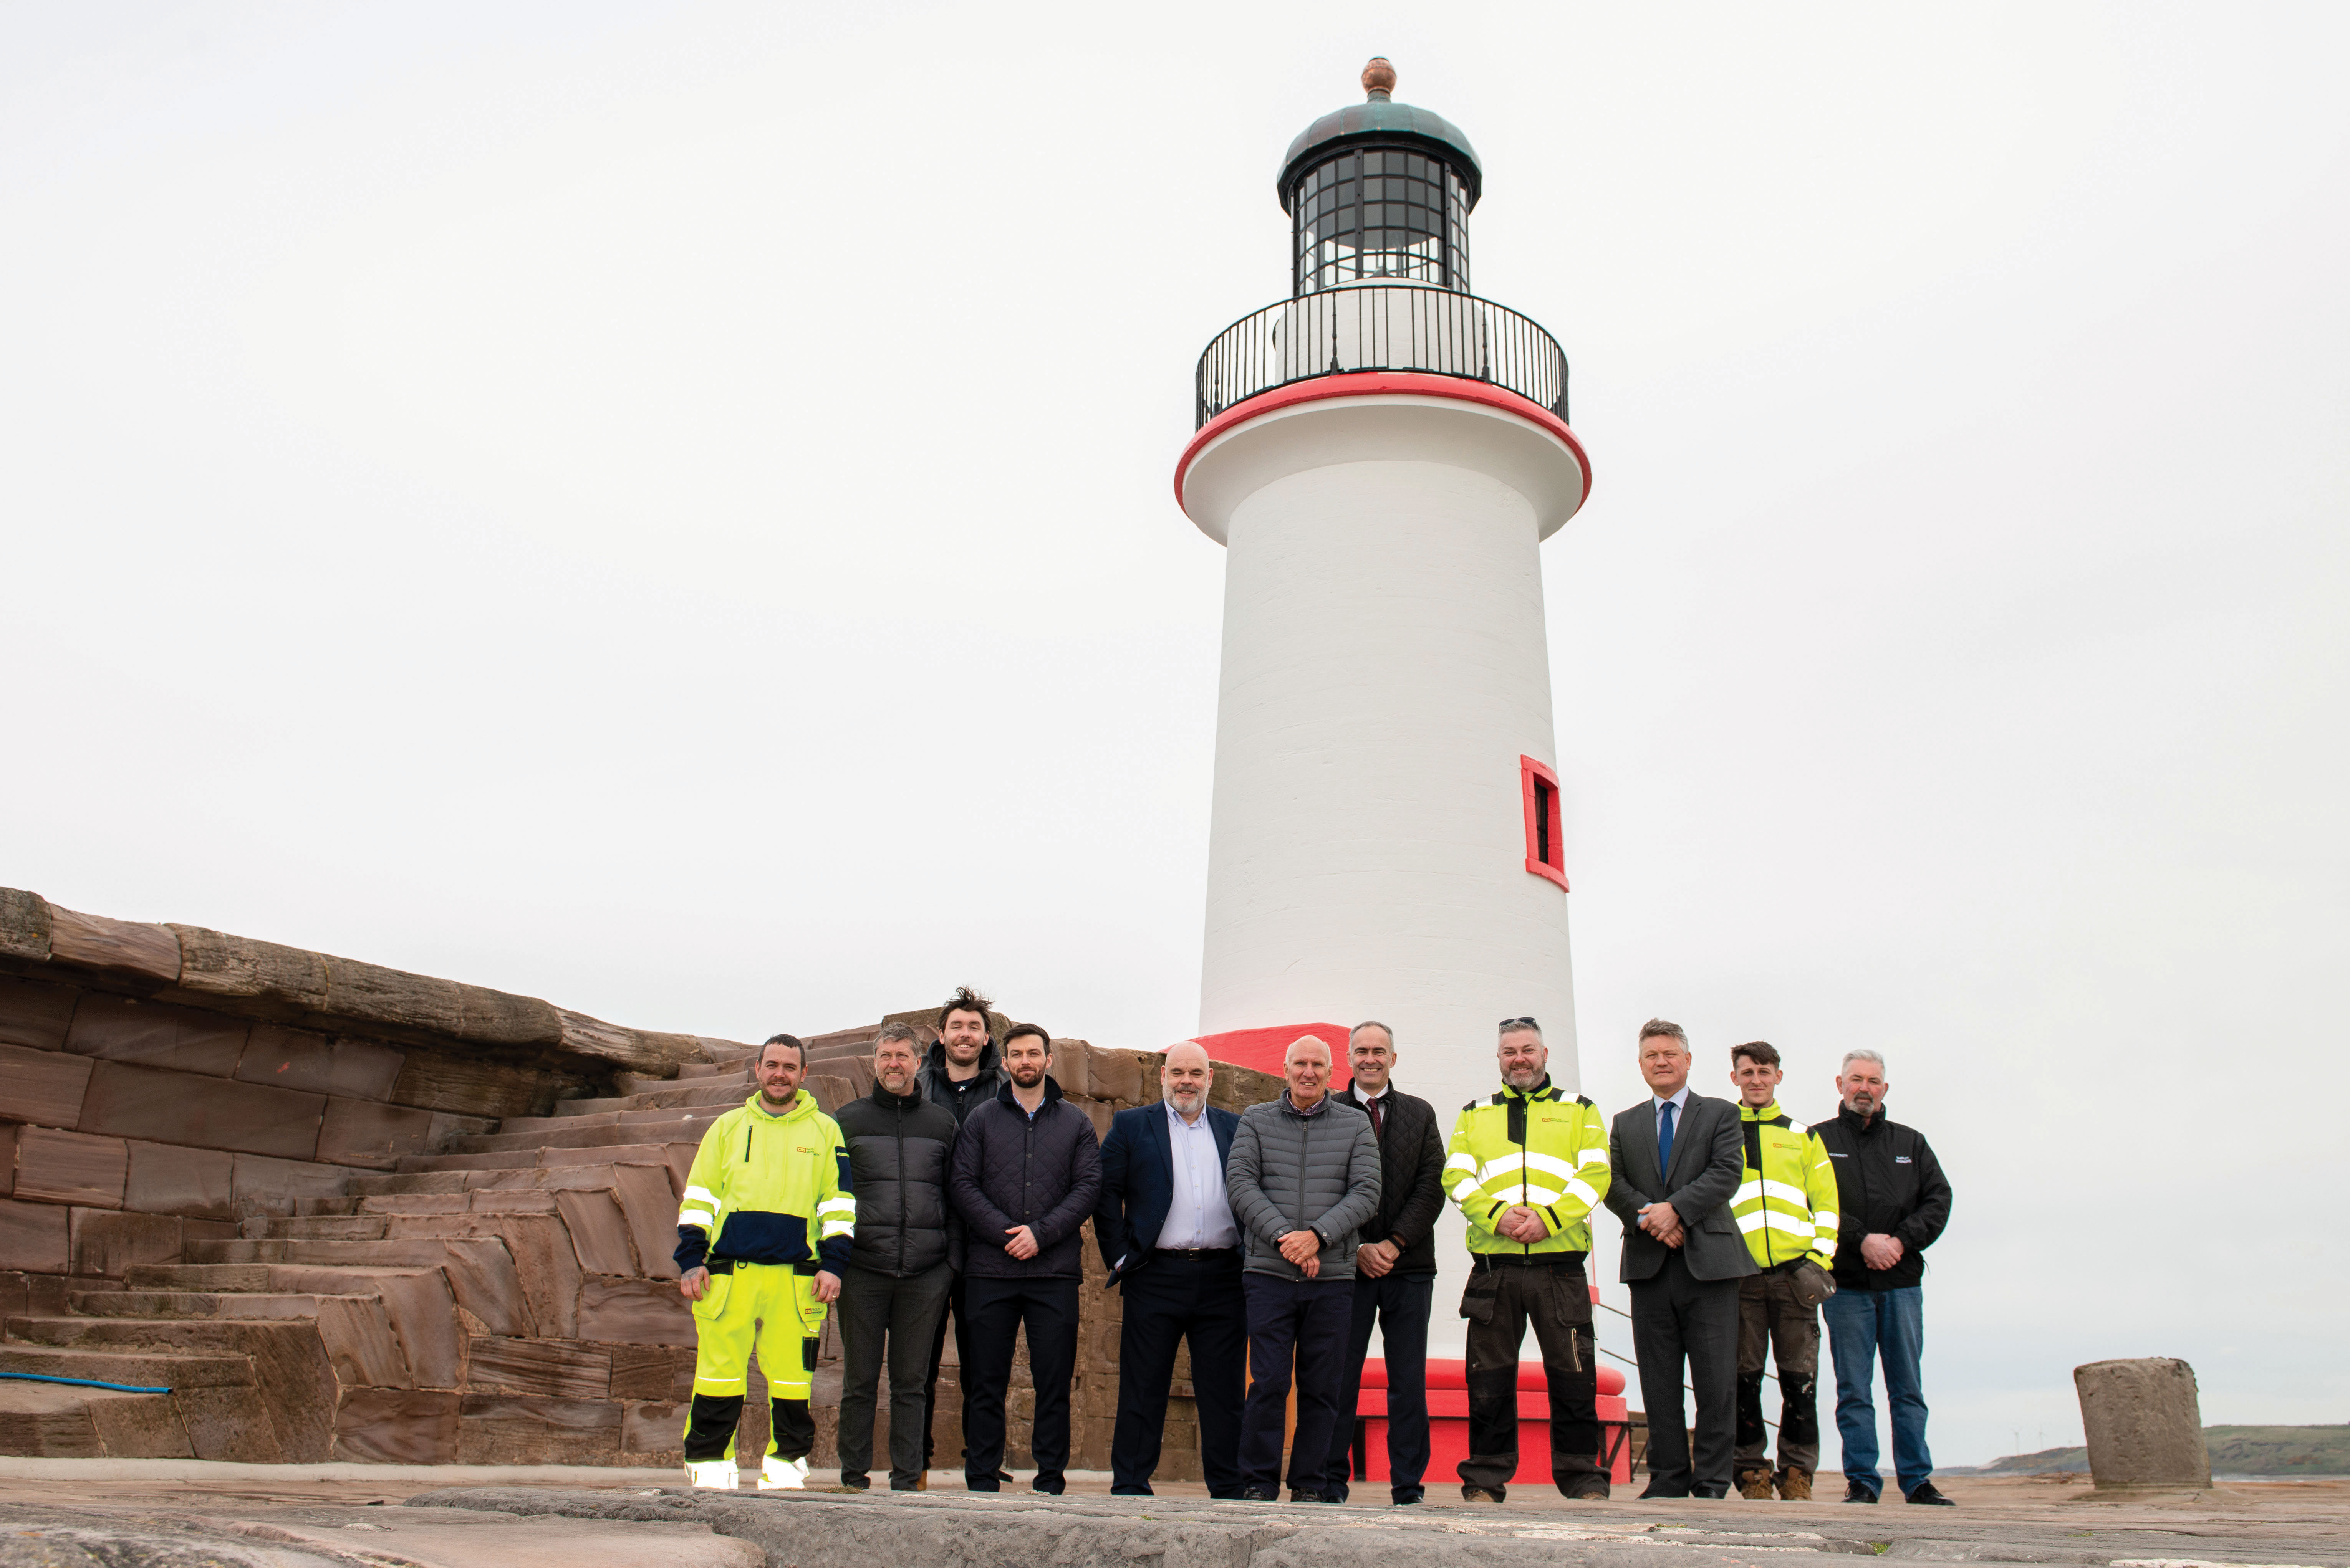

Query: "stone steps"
left=0, top=1379, right=195, bottom=1458
left=445, top=1114, right=723, bottom=1154
left=237, top=1215, right=390, bottom=1241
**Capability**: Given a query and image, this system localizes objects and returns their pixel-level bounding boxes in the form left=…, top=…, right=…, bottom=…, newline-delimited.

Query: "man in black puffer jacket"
left=833, top=1022, right=961, bottom=1491
left=947, top=1023, right=1102, bottom=1495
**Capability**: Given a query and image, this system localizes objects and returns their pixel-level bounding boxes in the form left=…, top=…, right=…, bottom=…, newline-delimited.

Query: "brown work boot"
left=1777, top=1467, right=1813, bottom=1501
left=1738, top=1468, right=1775, bottom=1500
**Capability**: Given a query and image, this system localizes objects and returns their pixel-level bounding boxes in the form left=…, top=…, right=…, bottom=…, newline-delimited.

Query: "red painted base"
left=1186, top=1022, right=1354, bottom=1084
left=1351, top=1356, right=1633, bottom=1489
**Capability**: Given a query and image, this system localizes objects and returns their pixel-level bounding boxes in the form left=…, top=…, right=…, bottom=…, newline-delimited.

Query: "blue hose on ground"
left=0, top=1370, right=173, bottom=1394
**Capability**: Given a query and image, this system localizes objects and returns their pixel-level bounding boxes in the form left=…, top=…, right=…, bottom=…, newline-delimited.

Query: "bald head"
left=1285, top=1035, right=1332, bottom=1108
left=1161, top=1042, right=1213, bottom=1121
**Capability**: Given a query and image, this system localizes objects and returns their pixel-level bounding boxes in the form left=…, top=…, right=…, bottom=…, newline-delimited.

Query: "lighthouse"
left=1177, top=61, right=1594, bottom=1134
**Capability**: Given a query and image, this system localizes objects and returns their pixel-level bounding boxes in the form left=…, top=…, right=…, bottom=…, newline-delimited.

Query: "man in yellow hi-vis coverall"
left=676, top=1033, right=856, bottom=1490
left=1725, top=1040, right=1840, bottom=1502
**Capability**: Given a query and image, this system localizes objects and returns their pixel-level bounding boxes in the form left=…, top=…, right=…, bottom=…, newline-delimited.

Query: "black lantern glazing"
left=1289, top=145, right=1471, bottom=296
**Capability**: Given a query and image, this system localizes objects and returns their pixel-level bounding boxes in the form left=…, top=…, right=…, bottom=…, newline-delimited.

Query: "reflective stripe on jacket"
left=674, top=1091, right=856, bottom=1275
left=1444, top=1077, right=1611, bottom=1257
left=1733, top=1100, right=1838, bottom=1270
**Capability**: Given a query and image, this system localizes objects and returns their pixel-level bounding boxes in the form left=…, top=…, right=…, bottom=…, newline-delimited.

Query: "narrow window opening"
left=1519, top=755, right=1569, bottom=891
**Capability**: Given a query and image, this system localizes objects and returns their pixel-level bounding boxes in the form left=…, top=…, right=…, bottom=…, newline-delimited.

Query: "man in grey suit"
left=1605, top=1019, right=1756, bottom=1499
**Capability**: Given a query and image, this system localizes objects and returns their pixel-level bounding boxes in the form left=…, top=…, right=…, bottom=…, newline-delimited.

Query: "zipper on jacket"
left=894, top=1097, right=909, bottom=1276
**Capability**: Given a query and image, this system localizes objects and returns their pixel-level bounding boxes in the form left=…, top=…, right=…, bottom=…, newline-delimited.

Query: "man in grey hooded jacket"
left=1225, top=1034, right=1382, bottom=1502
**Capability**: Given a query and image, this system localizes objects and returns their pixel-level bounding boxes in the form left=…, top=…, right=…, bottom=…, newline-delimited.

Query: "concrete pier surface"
left=2, top=1467, right=2347, bottom=1568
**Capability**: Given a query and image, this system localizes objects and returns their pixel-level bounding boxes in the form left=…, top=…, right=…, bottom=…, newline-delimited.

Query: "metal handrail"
left=1194, top=283, right=1568, bottom=429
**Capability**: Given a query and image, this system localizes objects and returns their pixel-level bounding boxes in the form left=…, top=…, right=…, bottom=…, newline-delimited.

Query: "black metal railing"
left=1194, top=284, right=1568, bottom=428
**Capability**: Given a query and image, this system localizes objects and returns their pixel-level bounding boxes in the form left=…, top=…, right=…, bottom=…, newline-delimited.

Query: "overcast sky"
left=4, top=5, right=2344, bottom=1470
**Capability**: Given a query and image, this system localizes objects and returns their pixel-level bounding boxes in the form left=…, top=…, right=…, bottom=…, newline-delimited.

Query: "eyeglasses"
left=1499, top=1017, right=1540, bottom=1031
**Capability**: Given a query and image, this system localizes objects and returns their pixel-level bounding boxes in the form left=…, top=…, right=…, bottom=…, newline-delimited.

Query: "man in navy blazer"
left=1093, top=1042, right=1247, bottom=1497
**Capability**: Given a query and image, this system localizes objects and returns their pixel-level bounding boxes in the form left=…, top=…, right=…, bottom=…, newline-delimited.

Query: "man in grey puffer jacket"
left=1225, top=1035, right=1382, bottom=1502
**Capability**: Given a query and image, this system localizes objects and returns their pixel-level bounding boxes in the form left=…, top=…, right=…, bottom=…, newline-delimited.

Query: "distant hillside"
left=1975, top=1426, right=2350, bottom=1476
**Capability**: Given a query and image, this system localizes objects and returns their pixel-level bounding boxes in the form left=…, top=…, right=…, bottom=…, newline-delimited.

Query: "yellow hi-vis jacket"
left=674, top=1090, right=856, bottom=1276
left=1733, top=1100, right=1839, bottom=1271
left=1444, top=1077, right=1611, bottom=1257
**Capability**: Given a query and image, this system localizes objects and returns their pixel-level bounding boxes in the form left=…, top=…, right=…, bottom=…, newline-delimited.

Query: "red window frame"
left=1520, top=755, right=1568, bottom=890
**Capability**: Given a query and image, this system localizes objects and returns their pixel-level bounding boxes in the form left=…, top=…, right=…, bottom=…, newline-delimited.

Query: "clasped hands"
left=1495, top=1205, right=1549, bottom=1244
left=1636, top=1200, right=1685, bottom=1249
left=1278, top=1228, right=1323, bottom=1278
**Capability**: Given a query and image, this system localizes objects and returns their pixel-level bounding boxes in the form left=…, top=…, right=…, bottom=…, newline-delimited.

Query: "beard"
left=1009, top=1064, right=1046, bottom=1088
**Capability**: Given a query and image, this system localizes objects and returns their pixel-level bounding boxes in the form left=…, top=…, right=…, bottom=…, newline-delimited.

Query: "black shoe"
left=1111, top=1486, right=1154, bottom=1497
left=1239, top=1484, right=1280, bottom=1502
left=889, top=1481, right=921, bottom=1491
left=1560, top=1476, right=1611, bottom=1501
left=1638, top=1485, right=1690, bottom=1500
left=1290, top=1488, right=1332, bottom=1503
left=840, top=1474, right=869, bottom=1490
left=997, top=1469, right=1015, bottom=1483
left=966, top=1476, right=1001, bottom=1493
left=1843, top=1480, right=1880, bottom=1504
left=1691, top=1487, right=1729, bottom=1499
left=1391, top=1488, right=1425, bottom=1506
left=1461, top=1485, right=1505, bottom=1504
left=1905, top=1482, right=1954, bottom=1507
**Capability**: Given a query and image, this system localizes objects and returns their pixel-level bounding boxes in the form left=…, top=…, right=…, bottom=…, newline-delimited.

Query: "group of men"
left=669, top=991, right=1953, bottom=1508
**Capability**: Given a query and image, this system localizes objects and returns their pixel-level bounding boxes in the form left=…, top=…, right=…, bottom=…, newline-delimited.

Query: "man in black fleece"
left=915, top=987, right=1008, bottom=1482
left=833, top=1022, right=961, bottom=1490
left=947, top=1022, right=1102, bottom=1495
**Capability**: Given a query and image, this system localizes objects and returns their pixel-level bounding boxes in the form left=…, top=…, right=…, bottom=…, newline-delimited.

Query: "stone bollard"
left=2073, top=1358, right=2211, bottom=1490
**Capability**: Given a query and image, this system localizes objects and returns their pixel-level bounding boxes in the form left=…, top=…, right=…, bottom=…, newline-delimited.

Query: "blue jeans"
left=1822, top=1285, right=1931, bottom=1495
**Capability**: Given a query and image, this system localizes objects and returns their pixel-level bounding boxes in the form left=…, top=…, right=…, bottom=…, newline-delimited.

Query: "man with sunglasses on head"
left=1444, top=1016, right=1615, bottom=1503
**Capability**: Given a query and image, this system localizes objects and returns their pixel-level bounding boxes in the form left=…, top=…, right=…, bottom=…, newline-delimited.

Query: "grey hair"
left=874, top=1021, right=922, bottom=1050
left=1350, top=1020, right=1395, bottom=1046
left=1839, top=1049, right=1886, bottom=1074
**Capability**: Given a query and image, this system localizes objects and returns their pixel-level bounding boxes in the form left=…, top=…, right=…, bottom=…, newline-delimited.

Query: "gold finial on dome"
left=1362, top=57, right=1396, bottom=101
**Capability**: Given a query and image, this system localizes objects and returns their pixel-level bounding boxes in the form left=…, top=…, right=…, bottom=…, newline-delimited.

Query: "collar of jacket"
left=924, top=1035, right=1002, bottom=1080
left=994, top=1073, right=1064, bottom=1111
left=1279, top=1089, right=1333, bottom=1117
left=742, top=1089, right=815, bottom=1123
left=1498, top=1074, right=1562, bottom=1104
left=1741, top=1100, right=1788, bottom=1123
left=1837, top=1103, right=1882, bottom=1135
left=868, top=1081, right=926, bottom=1110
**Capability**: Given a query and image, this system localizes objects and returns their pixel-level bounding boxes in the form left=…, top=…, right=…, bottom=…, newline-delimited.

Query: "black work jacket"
left=1813, top=1105, right=1952, bottom=1291
left=835, top=1082, right=961, bottom=1276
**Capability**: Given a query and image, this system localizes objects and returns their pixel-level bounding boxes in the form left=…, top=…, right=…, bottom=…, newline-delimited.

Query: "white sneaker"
left=686, top=1459, right=739, bottom=1490
left=758, top=1455, right=809, bottom=1491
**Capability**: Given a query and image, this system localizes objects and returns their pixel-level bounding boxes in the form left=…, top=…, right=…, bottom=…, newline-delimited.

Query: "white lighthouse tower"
left=1178, top=60, right=1593, bottom=1131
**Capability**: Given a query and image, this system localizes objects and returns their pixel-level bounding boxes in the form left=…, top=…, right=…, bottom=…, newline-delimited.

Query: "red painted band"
left=1174, top=371, right=1593, bottom=512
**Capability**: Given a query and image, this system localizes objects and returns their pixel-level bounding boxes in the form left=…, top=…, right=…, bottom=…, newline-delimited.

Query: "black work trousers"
left=1110, top=1250, right=1248, bottom=1496
left=1458, top=1257, right=1600, bottom=1497
left=1628, top=1249, right=1743, bottom=1497
left=921, top=1267, right=972, bottom=1467
left=836, top=1260, right=954, bottom=1489
left=961, top=1273, right=1081, bottom=1493
left=1320, top=1271, right=1434, bottom=1501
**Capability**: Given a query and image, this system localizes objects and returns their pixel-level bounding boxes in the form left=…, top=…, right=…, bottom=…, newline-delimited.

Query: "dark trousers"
left=921, top=1267, right=972, bottom=1467
left=837, top=1260, right=953, bottom=1489
left=1320, top=1272, right=1434, bottom=1500
left=961, top=1273, right=1080, bottom=1492
left=1628, top=1250, right=1743, bottom=1496
left=1237, top=1272, right=1353, bottom=1494
left=1735, top=1269, right=1822, bottom=1475
left=1457, top=1258, right=1600, bottom=1495
left=1111, top=1250, right=1248, bottom=1496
